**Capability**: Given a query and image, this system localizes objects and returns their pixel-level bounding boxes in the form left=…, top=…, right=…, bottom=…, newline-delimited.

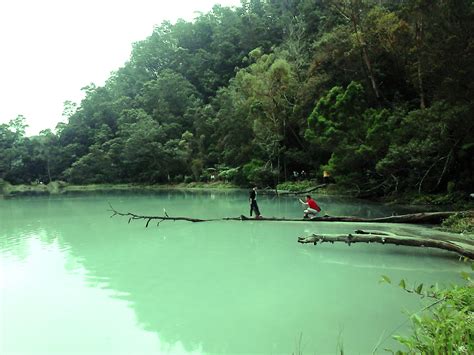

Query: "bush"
left=382, top=268, right=474, bottom=354
left=441, top=213, right=474, bottom=234
left=191, top=159, right=203, bottom=181
left=218, top=167, right=240, bottom=182
left=394, top=283, right=474, bottom=354
left=277, top=180, right=315, bottom=192
left=242, top=160, right=278, bottom=188
left=173, top=174, right=184, bottom=183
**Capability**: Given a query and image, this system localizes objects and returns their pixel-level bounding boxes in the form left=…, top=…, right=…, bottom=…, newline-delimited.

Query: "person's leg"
left=254, top=201, right=261, bottom=217
left=307, top=207, right=319, bottom=218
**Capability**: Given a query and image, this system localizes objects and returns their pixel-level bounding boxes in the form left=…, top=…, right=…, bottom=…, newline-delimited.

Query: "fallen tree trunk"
left=298, top=230, right=474, bottom=259
left=306, top=211, right=473, bottom=224
left=109, top=204, right=473, bottom=226
left=247, top=211, right=472, bottom=224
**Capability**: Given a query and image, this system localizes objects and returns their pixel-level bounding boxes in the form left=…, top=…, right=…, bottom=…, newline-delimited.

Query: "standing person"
left=249, top=186, right=262, bottom=219
left=299, top=195, right=321, bottom=218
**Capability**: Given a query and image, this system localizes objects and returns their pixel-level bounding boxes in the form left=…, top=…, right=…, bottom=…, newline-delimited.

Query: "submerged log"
left=298, top=230, right=474, bottom=259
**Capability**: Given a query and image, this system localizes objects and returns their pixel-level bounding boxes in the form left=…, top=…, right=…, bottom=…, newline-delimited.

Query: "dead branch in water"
left=297, top=230, right=474, bottom=259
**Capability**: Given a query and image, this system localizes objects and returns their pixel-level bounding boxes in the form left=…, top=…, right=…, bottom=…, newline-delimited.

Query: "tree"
left=307, top=81, right=393, bottom=190
left=231, top=50, right=298, bottom=180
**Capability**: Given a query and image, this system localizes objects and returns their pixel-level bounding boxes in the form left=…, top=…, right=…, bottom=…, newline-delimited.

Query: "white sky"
left=0, top=0, right=241, bottom=136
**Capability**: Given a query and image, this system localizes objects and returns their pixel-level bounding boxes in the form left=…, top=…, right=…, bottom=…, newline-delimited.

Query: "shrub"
left=242, top=160, right=278, bottom=188
left=218, top=167, right=240, bottom=182
left=394, top=283, right=474, bottom=354
left=381, top=268, right=474, bottom=354
left=277, top=180, right=315, bottom=192
left=441, top=213, right=474, bottom=234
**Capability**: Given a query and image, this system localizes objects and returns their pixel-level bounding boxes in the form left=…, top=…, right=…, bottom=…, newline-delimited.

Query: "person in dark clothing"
left=249, top=186, right=261, bottom=218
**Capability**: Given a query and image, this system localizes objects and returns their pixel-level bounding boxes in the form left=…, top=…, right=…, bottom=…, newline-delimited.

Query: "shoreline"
left=1, top=180, right=472, bottom=205
left=2, top=180, right=472, bottom=235
left=0, top=181, right=244, bottom=198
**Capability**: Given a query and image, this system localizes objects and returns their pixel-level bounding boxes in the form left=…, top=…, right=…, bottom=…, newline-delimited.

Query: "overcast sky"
left=0, top=0, right=241, bottom=136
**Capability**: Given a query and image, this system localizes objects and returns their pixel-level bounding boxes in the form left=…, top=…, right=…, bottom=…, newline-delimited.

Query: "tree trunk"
left=109, top=204, right=473, bottom=226
left=298, top=230, right=474, bottom=259
left=350, top=6, right=380, bottom=100
left=46, top=157, right=52, bottom=183
left=239, top=211, right=472, bottom=225
left=416, top=14, right=426, bottom=109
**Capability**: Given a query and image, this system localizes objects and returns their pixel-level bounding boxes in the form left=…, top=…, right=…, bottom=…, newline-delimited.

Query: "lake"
left=0, top=190, right=468, bottom=354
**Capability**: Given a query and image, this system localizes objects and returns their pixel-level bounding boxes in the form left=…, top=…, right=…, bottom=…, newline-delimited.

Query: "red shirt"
left=307, top=198, right=320, bottom=211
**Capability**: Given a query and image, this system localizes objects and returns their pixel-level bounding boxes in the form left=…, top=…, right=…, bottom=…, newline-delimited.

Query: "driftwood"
left=109, top=204, right=473, bottom=226
left=298, top=230, right=474, bottom=259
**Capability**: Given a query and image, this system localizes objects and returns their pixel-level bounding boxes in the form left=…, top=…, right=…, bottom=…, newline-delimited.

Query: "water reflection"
left=0, top=192, right=468, bottom=354
left=0, top=232, right=203, bottom=354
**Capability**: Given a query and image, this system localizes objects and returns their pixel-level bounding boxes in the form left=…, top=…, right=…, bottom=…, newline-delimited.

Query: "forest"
left=1, top=0, right=473, bottom=198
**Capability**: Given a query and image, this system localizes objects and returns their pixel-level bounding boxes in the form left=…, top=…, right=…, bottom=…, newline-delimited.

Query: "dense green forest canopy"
left=1, top=0, right=473, bottom=196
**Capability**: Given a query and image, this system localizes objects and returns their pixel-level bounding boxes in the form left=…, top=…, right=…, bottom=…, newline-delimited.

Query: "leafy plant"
left=379, top=265, right=474, bottom=354
left=441, top=213, right=474, bottom=234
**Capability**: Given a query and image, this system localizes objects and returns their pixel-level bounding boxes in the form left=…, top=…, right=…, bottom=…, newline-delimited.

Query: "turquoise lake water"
left=0, top=191, right=468, bottom=354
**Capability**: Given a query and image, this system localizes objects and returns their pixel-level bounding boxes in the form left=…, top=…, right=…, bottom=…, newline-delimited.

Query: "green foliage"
left=276, top=180, right=315, bottom=192
left=307, top=82, right=394, bottom=190
left=218, top=167, right=240, bottom=182
left=381, top=267, right=474, bottom=354
left=191, top=159, right=203, bottom=181
left=395, top=283, right=474, bottom=354
left=441, top=213, right=474, bottom=234
left=379, top=275, right=392, bottom=284
left=377, top=102, right=474, bottom=194
left=1, top=0, right=473, bottom=200
left=242, top=159, right=278, bottom=188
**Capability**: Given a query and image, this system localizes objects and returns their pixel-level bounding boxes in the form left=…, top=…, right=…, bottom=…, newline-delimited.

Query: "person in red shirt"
left=299, top=195, right=321, bottom=218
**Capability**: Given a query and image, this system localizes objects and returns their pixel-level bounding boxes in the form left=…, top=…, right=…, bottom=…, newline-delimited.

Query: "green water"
left=0, top=191, right=468, bottom=354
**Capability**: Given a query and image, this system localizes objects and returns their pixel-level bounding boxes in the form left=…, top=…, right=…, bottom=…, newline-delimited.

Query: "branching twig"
left=108, top=203, right=215, bottom=226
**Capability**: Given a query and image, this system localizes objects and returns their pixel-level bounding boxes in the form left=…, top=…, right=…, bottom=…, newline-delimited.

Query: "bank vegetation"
left=0, top=0, right=472, bottom=203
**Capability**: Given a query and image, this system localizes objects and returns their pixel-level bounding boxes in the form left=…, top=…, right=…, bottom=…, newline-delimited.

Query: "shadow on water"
left=0, top=191, right=468, bottom=354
